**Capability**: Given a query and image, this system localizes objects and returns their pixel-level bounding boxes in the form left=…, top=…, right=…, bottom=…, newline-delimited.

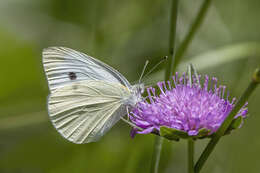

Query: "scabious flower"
left=129, top=72, right=248, bottom=139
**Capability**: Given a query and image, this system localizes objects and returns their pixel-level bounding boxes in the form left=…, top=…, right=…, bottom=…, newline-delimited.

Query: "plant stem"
left=188, top=139, right=195, bottom=173
left=150, top=1, right=179, bottom=173
left=165, top=0, right=179, bottom=80
left=194, top=68, right=260, bottom=173
left=173, top=0, right=212, bottom=70
left=186, top=65, right=195, bottom=173
left=150, top=136, right=163, bottom=173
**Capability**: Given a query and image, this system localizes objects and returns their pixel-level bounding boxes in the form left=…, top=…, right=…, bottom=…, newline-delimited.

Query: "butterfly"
left=42, top=47, right=144, bottom=144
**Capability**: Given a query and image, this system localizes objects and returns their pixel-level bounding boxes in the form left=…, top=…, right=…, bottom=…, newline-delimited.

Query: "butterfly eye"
left=68, top=72, right=77, bottom=80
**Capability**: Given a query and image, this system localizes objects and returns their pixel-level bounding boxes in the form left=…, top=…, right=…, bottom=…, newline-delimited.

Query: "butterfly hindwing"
left=48, top=80, right=131, bottom=143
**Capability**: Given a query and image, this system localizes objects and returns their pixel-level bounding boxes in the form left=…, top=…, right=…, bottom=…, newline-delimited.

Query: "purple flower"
left=129, top=72, right=248, bottom=139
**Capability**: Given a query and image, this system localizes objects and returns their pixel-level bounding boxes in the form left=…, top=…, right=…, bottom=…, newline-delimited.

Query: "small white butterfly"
left=43, top=47, right=144, bottom=144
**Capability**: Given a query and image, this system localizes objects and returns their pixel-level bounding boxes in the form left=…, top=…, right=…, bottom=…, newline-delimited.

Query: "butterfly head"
left=127, top=83, right=145, bottom=106
left=134, top=83, right=145, bottom=94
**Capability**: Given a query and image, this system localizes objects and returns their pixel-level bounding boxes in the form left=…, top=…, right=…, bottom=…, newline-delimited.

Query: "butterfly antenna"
left=142, top=56, right=168, bottom=82
left=139, top=60, right=149, bottom=83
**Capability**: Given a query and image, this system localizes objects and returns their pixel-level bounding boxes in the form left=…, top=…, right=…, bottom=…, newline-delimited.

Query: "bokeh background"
left=0, top=0, right=260, bottom=172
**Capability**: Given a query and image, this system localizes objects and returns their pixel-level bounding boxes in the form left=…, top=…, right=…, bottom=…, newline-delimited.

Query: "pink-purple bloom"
left=129, top=72, right=248, bottom=139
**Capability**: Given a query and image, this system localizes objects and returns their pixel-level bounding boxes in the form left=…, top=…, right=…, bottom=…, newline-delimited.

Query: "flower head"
left=129, top=72, right=248, bottom=139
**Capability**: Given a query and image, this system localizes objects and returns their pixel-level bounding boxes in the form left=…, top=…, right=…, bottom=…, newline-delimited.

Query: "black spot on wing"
left=69, top=72, right=77, bottom=80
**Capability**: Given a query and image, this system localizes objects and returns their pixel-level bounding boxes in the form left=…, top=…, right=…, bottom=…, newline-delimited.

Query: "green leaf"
left=160, top=126, right=180, bottom=141
left=230, top=116, right=243, bottom=129
left=196, top=128, right=210, bottom=138
left=224, top=116, right=243, bottom=135
left=171, top=129, right=190, bottom=139
left=159, top=126, right=191, bottom=141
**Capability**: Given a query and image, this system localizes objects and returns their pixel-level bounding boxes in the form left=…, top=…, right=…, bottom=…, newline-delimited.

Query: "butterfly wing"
left=43, top=47, right=131, bottom=92
left=48, top=80, right=131, bottom=143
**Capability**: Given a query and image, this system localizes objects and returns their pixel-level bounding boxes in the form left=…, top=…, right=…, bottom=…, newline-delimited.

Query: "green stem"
left=150, top=136, right=163, bottom=173
left=188, top=139, right=195, bottom=173
left=165, top=0, right=179, bottom=80
left=174, top=0, right=212, bottom=70
left=186, top=65, right=196, bottom=173
left=150, top=1, right=179, bottom=173
left=194, top=68, right=260, bottom=173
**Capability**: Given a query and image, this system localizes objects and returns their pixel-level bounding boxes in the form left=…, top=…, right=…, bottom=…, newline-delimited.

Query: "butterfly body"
left=43, top=47, right=143, bottom=143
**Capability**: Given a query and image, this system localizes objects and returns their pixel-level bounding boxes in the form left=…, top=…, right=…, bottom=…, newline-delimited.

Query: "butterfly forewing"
left=48, top=80, right=131, bottom=143
left=43, top=47, right=131, bottom=92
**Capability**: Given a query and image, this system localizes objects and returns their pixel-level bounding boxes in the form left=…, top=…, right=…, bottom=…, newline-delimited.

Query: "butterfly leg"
left=120, top=106, right=143, bottom=130
left=120, top=116, right=143, bottom=130
left=126, top=106, right=130, bottom=121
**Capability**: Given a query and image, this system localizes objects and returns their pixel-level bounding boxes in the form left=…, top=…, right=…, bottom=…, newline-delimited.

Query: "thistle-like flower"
left=129, top=72, right=248, bottom=140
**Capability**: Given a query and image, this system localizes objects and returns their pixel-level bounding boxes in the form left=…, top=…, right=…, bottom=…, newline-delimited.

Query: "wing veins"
left=78, top=102, right=121, bottom=143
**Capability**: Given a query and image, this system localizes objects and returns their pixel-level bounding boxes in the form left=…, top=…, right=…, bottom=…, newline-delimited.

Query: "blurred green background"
left=0, top=0, right=260, bottom=172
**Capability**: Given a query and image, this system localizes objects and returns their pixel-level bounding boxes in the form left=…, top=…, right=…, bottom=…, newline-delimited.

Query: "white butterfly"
left=43, top=47, right=144, bottom=144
